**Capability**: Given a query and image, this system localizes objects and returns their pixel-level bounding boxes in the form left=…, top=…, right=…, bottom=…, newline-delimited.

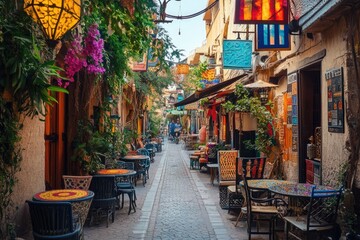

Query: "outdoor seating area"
left=26, top=144, right=162, bottom=239
left=183, top=139, right=345, bottom=240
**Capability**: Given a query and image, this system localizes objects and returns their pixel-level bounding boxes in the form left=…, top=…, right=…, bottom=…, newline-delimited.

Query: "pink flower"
left=58, top=24, right=105, bottom=88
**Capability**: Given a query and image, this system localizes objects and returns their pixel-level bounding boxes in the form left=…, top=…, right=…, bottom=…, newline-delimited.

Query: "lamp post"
left=23, top=0, right=82, bottom=46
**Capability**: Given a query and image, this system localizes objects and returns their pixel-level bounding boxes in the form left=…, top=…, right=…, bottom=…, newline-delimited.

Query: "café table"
left=96, top=168, right=137, bottom=184
left=33, top=189, right=94, bottom=229
left=240, top=179, right=294, bottom=191
left=206, top=163, right=219, bottom=185
left=268, top=183, right=336, bottom=216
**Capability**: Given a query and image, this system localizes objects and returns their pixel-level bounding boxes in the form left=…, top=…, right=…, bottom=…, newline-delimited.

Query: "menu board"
left=325, top=68, right=344, bottom=133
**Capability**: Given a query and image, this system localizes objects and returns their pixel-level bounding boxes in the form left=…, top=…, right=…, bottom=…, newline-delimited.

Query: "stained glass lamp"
left=24, top=0, right=81, bottom=44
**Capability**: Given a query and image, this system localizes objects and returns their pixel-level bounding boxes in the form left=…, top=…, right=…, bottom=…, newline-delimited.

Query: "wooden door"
left=45, top=92, right=66, bottom=189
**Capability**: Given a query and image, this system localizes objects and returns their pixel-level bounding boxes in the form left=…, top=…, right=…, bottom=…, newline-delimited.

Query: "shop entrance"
left=298, top=63, right=321, bottom=183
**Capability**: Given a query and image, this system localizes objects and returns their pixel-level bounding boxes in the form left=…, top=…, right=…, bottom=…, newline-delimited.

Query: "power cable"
left=165, top=0, right=219, bottom=20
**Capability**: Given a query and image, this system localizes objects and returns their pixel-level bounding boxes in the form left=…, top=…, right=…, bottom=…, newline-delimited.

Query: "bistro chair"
left=88, top=175, right=117, bottom=227
left=26, top=200, right=81, bottom=240
left=144, top=143, right=156, bottom=162
left=228, top=157, right=267, bottom=213
left=137, top=148, right=151, bottom=179
left=62, top=175, right=93, bottom=190
left=116, top=161, right=137, bottom=214
left=243, top=175, right=287, bottom=240
left=284, top=186, right=343, bottom=240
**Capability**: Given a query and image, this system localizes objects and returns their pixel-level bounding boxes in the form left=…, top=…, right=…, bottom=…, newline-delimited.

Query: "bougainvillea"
left=59, top=23, right=105, bottom=87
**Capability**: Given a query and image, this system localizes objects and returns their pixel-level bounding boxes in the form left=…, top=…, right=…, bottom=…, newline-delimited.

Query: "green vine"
left=0, top=1, right=68, bottom=238
left=222, top=84, right=276, bottom=156
left=0, top=100, right=22, bottom=239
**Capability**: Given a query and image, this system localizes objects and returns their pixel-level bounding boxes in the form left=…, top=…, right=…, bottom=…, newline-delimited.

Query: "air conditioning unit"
left=252, top=52, right=269, bottom=71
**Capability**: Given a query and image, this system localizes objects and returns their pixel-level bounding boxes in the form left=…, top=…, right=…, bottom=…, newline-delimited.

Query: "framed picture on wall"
left=325, top=68, right=344, bottom=133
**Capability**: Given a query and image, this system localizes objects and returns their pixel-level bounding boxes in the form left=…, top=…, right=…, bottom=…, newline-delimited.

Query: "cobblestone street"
left=83, top=139, right=254, bottom=240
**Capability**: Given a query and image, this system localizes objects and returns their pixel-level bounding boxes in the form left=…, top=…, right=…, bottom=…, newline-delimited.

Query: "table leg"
left=210, top=168, right=215, bottom=185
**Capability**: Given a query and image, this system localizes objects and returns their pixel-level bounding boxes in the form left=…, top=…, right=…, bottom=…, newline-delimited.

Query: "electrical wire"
left=165, top=0, right=219, bottom=20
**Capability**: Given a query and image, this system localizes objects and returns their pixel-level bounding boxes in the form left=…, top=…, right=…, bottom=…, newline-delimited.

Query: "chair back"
left=62, top=175, right=93, bottom=190
left=305, top=186, right=343, bottom=231
left=122, top=162, right=135, bottom=170
left=218, top=150, right=239, bottom=182
left=241, top=157, right=267, bottom=180
left=26, top=200, right=79, bottom=239
left=137, top=148, right=150, bottom=156
left=144, top=143, right=156, bottom=152
left=89, top=175, right=116, bottom=200
left=116, top=160, right=126, bottom=169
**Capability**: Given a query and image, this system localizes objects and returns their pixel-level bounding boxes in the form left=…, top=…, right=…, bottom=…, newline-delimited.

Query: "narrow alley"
left=83, top=140, right=248, bottom=240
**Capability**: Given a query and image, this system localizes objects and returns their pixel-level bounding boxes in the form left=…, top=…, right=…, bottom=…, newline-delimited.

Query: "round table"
left=240, top=179, right=294, bottom=190
left=268, top=183, right=335, bottom=198
left=121, top=155, right=149, bottom=161
left=33, top=189, right=94, bottom=228
left=97, top=169, right=136, bottom=176
left=268, top=183, right=336, bottom=216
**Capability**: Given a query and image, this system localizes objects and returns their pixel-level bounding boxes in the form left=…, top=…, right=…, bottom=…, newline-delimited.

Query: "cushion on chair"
left=199, top=157, right=208, bottom=163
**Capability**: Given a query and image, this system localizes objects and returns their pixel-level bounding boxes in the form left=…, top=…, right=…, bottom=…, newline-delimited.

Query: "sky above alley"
left=159, top=0, right=208, bottom=60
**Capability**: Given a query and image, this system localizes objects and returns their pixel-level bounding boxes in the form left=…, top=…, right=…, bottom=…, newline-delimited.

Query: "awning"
left=174, top=73, right=248, bottom=107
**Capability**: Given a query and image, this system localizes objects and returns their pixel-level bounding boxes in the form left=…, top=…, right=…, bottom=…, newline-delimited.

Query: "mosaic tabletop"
left=268, top=183, right=335, bottom=197
left=240, top=179, right=294, bottom=190
left=33, top=189, right=94, bottom=202
left=97, top=169, right=132, bottom=175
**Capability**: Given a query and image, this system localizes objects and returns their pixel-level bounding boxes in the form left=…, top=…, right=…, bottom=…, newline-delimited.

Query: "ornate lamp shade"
left=24, top=0, right=81, bottom=41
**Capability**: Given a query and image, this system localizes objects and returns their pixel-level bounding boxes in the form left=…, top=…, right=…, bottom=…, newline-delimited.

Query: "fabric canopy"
left=243, top=80, right=278, bottom=88
left=174, top=73, right=248, bottom=107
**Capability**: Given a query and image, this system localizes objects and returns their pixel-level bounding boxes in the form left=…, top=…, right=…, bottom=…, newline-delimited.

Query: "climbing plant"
left=0, top=1, right=68, bottom=238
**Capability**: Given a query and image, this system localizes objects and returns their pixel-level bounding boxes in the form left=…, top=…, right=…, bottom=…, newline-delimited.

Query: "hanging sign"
left=223, top=40, right=252, bottom=69
left=256, top=24, right=290, bottom=50
left=234, top=0, right=289, bottom=24
left=201, top=69, right=216, bottom=80
left=130, top=52, right=148, bottom=72
left=176, top=64, right=190, bottom=74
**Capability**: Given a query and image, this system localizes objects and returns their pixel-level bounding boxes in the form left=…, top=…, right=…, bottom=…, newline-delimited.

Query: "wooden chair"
left=217, top=150, right=239, bottom=209
left=243, top=174, right=287, bottom=240
left=284, top=186, right=343, bottom=240
left=62, top=175, right=93, bottom=190
left=26, top=200, right=81, bottom=240
left=228, top=157, right=267, bottom=212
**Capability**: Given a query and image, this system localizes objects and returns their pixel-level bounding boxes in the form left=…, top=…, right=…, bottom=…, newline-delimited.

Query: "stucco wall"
left=320, top=17, right=350, bottom=187
left=275, top=15, right=350, bottom=186
left=12, top=115, right=45, bottom=236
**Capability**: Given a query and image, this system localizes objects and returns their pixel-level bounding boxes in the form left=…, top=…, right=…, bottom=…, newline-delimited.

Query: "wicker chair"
left=217, top=150, right=239, bottom=209
left=26, top=200, right=81, bottom=240
left=62, top=175, right=93, bottom=190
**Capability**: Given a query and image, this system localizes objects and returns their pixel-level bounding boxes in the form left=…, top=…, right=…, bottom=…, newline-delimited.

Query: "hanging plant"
left=59, top=23, right=105, bottom=87
left=222, top=84, right=276, bottom=155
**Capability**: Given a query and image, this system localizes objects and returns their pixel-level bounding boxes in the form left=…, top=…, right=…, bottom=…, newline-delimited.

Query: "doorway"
left=45, top=92, right=66, bottom=189
left=298, top=63, right=321, bottom=183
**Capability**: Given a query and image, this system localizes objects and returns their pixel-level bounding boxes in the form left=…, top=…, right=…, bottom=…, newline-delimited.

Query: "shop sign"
left=223, top=40, right=252, bottom=69
left=234, top=0, right=289, bottom=24
left=256, top=24, right=290, bottom=51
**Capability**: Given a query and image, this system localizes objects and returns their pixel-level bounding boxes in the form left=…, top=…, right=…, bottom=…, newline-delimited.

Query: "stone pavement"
left=83, top=140, right=266, bottom=240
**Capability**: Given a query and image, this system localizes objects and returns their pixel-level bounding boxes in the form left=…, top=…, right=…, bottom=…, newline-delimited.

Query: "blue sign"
left=256, top=24, right=290, bottom=50
left=223, top=40, right=252, bottom=69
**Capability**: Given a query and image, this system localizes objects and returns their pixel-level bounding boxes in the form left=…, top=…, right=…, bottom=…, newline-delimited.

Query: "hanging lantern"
left=259, top=88, right=269, bottom=104
left=24, top=0, right=81, bottom=42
